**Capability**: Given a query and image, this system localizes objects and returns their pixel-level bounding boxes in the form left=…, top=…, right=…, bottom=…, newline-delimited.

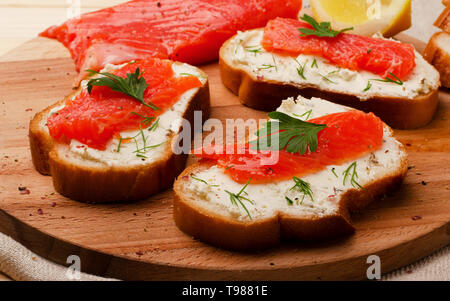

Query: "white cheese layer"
left=185, top=96, right=406, bottom=222
left=43, top=62, right=206, bottom=167
left=225, top=29, right=439, bottom=100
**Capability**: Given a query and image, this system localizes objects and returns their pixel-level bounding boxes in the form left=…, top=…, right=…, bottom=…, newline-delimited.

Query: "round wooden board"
left=0, top=36, right=449, bottom=281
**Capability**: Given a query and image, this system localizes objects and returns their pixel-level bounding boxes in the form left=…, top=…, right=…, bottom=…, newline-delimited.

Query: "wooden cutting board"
left=0, top=36, right=449, bottom=281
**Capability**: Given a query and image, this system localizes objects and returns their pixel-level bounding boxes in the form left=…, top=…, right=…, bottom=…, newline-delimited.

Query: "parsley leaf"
left=86, top=68, right=159, bottom=110
left=299, top=14, right=353, bottom=38
left=249, top=111, right=327, bottom=155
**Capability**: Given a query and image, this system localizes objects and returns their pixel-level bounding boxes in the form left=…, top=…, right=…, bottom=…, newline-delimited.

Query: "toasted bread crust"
left=29, top=91, right=80, bottom=175
left=435, top=5, right=450, bottom=32
left=174, top=154, right=408, bottom=251
left=29, top=75, right=210, bottom=203
left=219, top=38, right=440, bottom=130
left=424, top=32, right=450, bottom=88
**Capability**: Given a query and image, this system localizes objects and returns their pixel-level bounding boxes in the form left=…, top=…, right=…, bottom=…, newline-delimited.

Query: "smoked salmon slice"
left=262, top=17, right=416, bottom=80
left=40, top=0, right=302, bottom=76
left=47, top=59, right=202, bottom=150
left=195, top=111, right=384, bottom=184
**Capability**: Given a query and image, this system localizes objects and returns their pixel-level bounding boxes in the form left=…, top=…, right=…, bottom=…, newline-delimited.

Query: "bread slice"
left=30, top=61, right=210, bottom=203
left=434, top=5, right=450, bottom=32
left=219, top=29, right=440, bottom=130
left=424, top=32, right=450, bottom=88
left=173, top=96, right=408, bottom=250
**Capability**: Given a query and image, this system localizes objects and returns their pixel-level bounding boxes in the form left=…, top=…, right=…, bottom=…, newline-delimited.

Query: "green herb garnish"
left=133, top=142, right=164, bottom=154
left=294, top=58, right=307, bottom=80
left=131, top=112, right=154, bottom=125
left=371, top=72, right=403, bottom=85
left=191, top=175, right=220, bottom=187
left=331, top=167, right=338, bottom=178
left=245, top=45, right=263, bottom=56
left=259, top=55, right=278, bottom=71
left=285, top=196, right=294, bottom=205
left=225, top=178, right=255, bottom=219
left=289, top=176, right=314, bottom=204
left=363, top=81, right=372, bottom=92
left=235, top=39, right=243, bottom=54
left=147, top=117, right=159, bottom=132
left=298, top=14, right=353, bottom=38
left=86, top=68, right=159, bottom=110
left=249, top=111, right=327, bottom=155
left=116, top=123, right=163, bottom=157
left=293, top=109, right=312, bottom=121
left=116, top=137, right=125, bottom=153
left=342, top=162, right=363, bottom=189
left=327, top=69, right=340, bottom=76
left=179, top=72, right=207, bottom=79
left=259, top=64, right=277, bottom=70
left=318, top=73, right=337, bottom=84
left=311, top=58, right=318, bottom=68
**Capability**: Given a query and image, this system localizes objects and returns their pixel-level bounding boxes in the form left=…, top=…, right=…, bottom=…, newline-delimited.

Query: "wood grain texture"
left=0, top=37, right=449, bottom=280
left=0, top=272, right=11, bottom=281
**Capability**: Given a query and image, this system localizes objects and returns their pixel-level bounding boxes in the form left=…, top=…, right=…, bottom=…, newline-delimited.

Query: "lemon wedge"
left=310, top=0, right=411, bottom=37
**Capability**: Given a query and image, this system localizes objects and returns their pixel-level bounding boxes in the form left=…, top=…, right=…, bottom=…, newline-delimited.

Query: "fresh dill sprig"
left=147, top=117, right=159, bottom=132
left=235, top=39, right=243, bottom=54
left=259, top=64, right=277, bottom=70
left=289, top=176, right=314, bottom=204
left=331, top=167, right=338, bottom=178
left=116, top=137, right=125, bottom=153
left=259, top=55, right=278, bottom=71
left=245, top=45, right=263, bottom=56
left=363, top=81, right=372, bottom=92
left=293, top=109, right=312, bottom=121
left=133, top=142, right=164, bottom=154
left=179, top=72, right=207, bottom=79
left=224, top=178, right=255, bottom=219
left=327, top=69, right=340, bottom=76
left=294, top=58, right=307, bottom=80
left=371, top=72, right=403, bottom=85
left=311, top=58, right=318, bottom=68
left=116, top=122, right=163, bottom=157
left=131, top=112, right=154, bottom=125
left=86, top=68, right=159, bottom=110
left=191, top=175, right=219, bottom=187
left=318, top=73, right=337, bottom=84
left=285, top=196, right=294, bottom=205
left=342, top=162, right=363, bottom=189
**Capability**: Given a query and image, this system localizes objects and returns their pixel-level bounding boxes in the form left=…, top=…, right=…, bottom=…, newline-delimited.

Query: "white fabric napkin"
left=1, top=232, right=448, bottom=281
left=0, top=232, right=117, bottom=281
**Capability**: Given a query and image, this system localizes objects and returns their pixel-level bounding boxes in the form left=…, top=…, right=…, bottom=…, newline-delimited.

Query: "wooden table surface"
left=0, top=0, right=445, bottom=282
left=0, top=272, right=10, bottom=281
left=0, top=0, right=127, bottom=282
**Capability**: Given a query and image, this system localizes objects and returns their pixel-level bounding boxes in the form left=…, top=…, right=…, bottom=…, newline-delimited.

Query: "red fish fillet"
left=40, top=0, right=302, bottom=78
left=262, top=18, right=416, bottom=80
left=195, top=111, right=384, bottom=184
left=47, top=59, right=202, bottom=150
